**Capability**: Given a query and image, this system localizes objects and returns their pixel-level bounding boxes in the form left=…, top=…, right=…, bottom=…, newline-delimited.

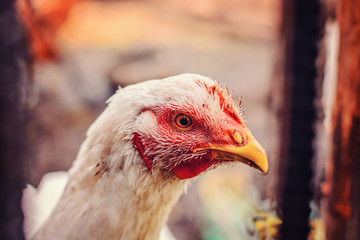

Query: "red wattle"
left=171, top=154, right=215, bottom=180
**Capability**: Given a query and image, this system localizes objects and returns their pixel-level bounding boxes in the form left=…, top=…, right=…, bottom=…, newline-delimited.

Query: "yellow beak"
left=193, top=130, right=269, bottom=175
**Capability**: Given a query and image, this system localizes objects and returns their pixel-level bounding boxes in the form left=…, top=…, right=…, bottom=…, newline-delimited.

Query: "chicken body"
left=24, top=74, right=268, bottom=240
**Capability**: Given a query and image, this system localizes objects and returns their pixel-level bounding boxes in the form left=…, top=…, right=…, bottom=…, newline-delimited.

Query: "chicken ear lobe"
left=133, top=133, right=153, bottom=170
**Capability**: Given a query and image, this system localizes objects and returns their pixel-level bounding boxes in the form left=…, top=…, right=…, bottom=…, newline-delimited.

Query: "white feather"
left=23, top=74, right=231, bottom=240
left=22, top=172, right=68, bottom=239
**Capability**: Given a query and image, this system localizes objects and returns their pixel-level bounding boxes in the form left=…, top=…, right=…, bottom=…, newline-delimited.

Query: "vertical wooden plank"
left=0, top=0, right=30, bottom=239
left=326, top=0, right=360, bottom=239
left=278, top=0, right=323, bottom=239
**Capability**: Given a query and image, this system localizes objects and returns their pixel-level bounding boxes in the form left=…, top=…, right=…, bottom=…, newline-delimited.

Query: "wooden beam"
left=0, top=1, right=30, bottom=239
left=278, top=0, right=323, bottom=239
left=326, top=0, right=360, bottom=238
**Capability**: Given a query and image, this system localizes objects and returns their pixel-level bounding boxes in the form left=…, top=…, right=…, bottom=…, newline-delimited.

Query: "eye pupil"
left=174, top=113, right=193, bottom=130
left=179, top=118, right=189, bottom=126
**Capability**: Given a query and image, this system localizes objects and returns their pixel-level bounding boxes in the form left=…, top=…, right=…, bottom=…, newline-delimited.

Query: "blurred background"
left=11, top=0, right=326, bottom=239
left=17, top=0, right=281, bottom=239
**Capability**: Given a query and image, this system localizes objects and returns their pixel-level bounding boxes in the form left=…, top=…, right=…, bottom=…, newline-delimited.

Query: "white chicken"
left=23, top=73, right=268, bottom=240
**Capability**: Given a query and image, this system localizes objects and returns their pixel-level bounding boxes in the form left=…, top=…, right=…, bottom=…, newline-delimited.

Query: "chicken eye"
left=173, top=113, right=193, bottom=130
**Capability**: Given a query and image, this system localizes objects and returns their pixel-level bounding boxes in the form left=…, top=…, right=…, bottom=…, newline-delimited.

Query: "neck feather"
left=32, top=137, right=188, bottom=240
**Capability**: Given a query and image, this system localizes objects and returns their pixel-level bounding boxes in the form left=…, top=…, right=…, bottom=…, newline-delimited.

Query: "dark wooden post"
left=325, top=0, right=360, bottom=239
left=277, top=0, right=323, bottom=239
left=0, top=0, right=30, bottom=239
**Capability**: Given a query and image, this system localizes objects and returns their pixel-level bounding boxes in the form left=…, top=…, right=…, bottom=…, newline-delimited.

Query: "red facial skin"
left=133, top=103, right=246, bottom=180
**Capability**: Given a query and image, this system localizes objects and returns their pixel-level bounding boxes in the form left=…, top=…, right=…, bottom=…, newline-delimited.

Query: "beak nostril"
left=232, top=130, right=243, bottom=145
